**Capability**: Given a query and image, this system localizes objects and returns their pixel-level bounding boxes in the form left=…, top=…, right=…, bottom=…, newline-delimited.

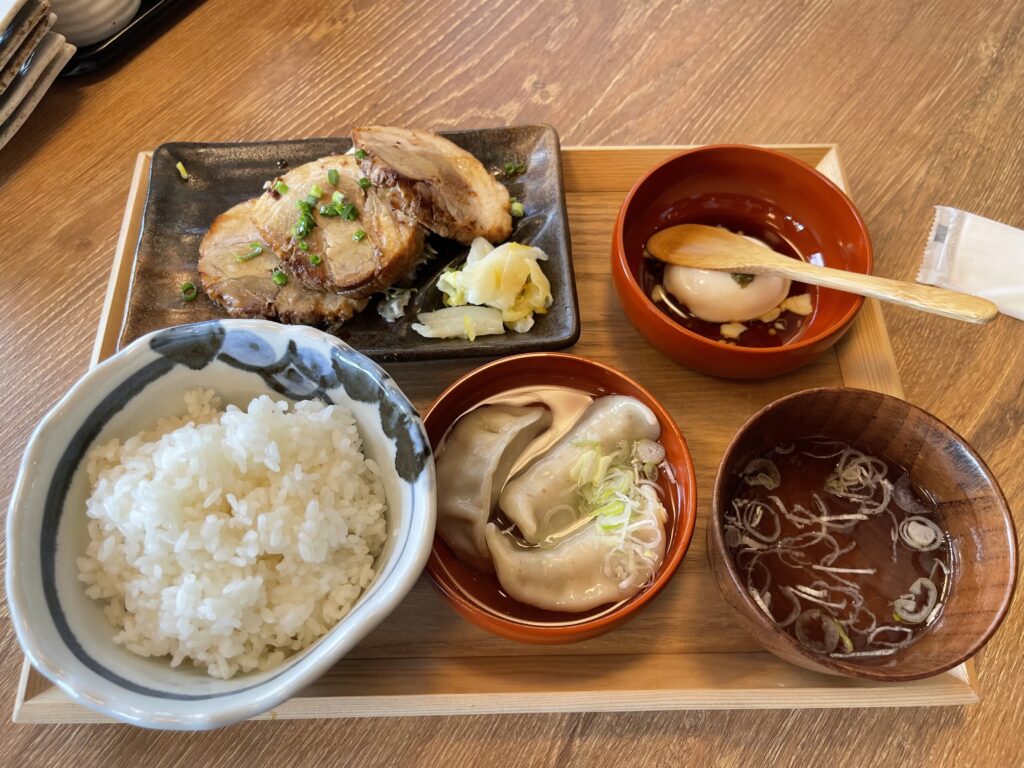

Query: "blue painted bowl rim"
left=5, top=319, right=436, bottom=729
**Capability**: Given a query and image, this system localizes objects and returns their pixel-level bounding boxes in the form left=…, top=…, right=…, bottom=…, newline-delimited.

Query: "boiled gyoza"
left=435, top=404, right=552, bottom=571
left=485, top=513, right=667, bottom=612
left=499, top=396, right=661, bottom=544
left=433, top=387, right=672, bottom=615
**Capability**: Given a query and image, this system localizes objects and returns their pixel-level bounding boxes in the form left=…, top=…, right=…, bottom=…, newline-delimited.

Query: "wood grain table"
left=1, top=0, right=1021, bottom=765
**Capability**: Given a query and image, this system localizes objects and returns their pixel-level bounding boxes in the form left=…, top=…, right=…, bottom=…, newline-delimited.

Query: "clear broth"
left=726, top=438, right=954, bottom=658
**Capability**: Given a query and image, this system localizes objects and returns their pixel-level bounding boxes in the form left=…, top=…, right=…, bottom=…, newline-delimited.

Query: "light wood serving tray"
left=13, top=145, right=978, bottom=724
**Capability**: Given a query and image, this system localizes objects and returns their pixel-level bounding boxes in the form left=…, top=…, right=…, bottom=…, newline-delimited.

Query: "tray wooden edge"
left=13, top=144, right=979, bottom=725
left=92, top=150, right=153, bottom=366
left=15, top=672, right=980, bottom=724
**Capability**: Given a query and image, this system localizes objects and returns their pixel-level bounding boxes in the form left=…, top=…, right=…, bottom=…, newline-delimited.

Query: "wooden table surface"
left=1, top=0, right=1021, bottom=765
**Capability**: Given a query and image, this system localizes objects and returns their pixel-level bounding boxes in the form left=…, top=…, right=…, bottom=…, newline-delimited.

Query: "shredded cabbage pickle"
left=411, top=306, right=505, bottom=339
left=415, top=238, right=552, bottom=339
left=378, top=287, right=416, bottom=322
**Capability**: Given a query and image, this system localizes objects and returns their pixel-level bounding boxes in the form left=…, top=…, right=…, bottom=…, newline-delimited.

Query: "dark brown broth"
left=639, top=201, right=815, bottom=348
left=725, top=438, right=953, bottom=658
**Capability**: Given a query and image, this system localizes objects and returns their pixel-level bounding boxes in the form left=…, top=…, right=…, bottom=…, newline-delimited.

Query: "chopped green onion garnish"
left=175, top=161, right=189, bottom=180
left=327, top=168, right=339, bottom=187
left=358, top=177, right=371, bottom=190
left=235, top=243, right=263, bottom=262
left=832, top=619, right=854, bottom=654
left=292, top=193, right=318, bottom=238
left=352, top=229, right=366, bottom=242
left=319, top=204, right=339, bottom=217
left=332, top=191, right=344, bottom=205
left=310, top=253, right=322, bottom=266
left=298, top=240, right=309, bottom=251
left=354, top=148, right=367, bottom=161
left=340, top=202, right=358, bottom=221
left=503, top=160, right=527, bottom=177
left=274, top=180, right=289, bottom=195
left=180, top=281, right=198, bottom=301
left=510, top=200, right=525, bottom=218
left=271, top=268, right=288, bottom=286
left=304, top=193, right=319, bottom=207
left=309, top=184, right=323, bottom=198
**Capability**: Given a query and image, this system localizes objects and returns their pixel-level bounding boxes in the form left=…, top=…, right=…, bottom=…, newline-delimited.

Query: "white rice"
left=77, top=389, right=388, bottom=679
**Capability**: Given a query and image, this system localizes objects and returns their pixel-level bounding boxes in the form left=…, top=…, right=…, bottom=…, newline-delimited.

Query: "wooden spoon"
left=646, top=224, right=998, bottom=324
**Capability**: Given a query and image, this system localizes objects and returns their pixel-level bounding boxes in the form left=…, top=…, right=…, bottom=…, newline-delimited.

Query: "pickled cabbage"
left=432, top=238, right=551, bottom=331
left=411, top=306, right=505, bottom=341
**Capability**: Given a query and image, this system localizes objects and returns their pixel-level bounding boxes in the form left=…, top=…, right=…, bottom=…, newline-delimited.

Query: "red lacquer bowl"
left=423, top=353, right=698, bottom=643
left=612, top=145, right=873, bottom=379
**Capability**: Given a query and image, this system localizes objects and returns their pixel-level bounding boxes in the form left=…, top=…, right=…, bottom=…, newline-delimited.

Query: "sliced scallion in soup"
left=725, top=438, right=954, bottom=659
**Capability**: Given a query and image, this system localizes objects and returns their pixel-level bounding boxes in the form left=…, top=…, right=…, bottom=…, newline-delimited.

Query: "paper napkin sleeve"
left=918, top=206, right=1024, bottom=321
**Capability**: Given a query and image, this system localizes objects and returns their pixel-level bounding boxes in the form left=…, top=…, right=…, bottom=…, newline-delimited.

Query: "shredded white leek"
left=727, top=439, right=953, bottom=658
left=742, top=458, right=781, bottom=490
left=567, top=440, right=667, bottom=590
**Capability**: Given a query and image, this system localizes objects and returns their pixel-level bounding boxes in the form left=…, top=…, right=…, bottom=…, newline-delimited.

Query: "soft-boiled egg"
left=662, top=236, right=791, bottom=323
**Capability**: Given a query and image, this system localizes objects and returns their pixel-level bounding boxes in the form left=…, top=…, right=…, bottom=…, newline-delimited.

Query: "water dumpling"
left=435, top=404, right=552, bottom=571
left=499, top=396, right=660, bottom=544
left=485, top=511, right=667, bottom=612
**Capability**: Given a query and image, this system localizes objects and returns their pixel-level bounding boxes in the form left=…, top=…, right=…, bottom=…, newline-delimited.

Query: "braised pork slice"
left=252, top=154, right=424, bottom=297
left=198, top=200, right=367, bottom=324
left=352, top=126, right=512, bottom=245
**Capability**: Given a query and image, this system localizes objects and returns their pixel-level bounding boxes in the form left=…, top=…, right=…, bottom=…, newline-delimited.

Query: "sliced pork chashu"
left=198, top=200, right=367, bottom=324
left=252, top=154, right=424, bottom=297
left=352, top=126, right=513, bottom=245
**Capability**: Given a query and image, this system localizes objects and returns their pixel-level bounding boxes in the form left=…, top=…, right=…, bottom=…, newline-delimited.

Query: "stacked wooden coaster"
left=0, top=0, right=75, bottom=149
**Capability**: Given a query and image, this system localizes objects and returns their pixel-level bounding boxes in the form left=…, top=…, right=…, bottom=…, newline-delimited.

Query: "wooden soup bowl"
left=708, top=387, right=1017, bottom=681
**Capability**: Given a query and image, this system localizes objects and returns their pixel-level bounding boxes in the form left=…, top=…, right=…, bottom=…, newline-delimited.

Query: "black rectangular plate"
left=118, top=125, right=580, bottom=363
